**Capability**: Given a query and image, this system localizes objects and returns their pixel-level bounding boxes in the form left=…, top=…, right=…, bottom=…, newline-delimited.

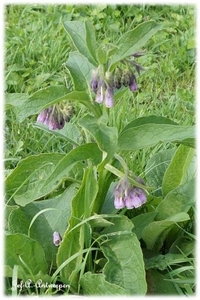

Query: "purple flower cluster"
left=37, top=104, right=73, bottom=130
left=90, top=51, right=144, bottom=107
left=114, top=177, right=147, bottom=210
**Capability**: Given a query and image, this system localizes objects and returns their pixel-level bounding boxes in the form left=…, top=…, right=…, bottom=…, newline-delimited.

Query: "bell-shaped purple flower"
left=53, top=231, right=62, bottom=246
left=95, top=86, right=104, bottom=104
left=37, top=109, right=48, bottom=123
left=114, top=196, right=126, bottom=209
left=105, top=86, right=114, bottom=108
left=124, top=188, right=146, bottom=209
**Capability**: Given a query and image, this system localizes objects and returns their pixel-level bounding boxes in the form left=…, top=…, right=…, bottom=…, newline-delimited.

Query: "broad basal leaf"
left=100, top=215, right=147, bottom=295
left=146, top=269, right=178, bottom=295
left=145, top=148, right=176, bottom=196
left=131, top=212, right=157, bottom=240
left=80, top=272, right=126, bottom=295
left=5, top=233, right=48, bottom=277
left=156, top=178, right=195, bottom=220
left=7, top=184, right=79, bottom=265
left=142, top=212, right=190, bottom=251
left=162, top=145, right=196, bottom=196
left=6, top=143, right=102, bottom=206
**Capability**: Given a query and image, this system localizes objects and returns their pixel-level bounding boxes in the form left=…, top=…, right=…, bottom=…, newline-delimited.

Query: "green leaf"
left=80, top=272, right=126, bottom=295
left=146, top=269, right=179, bottom=295
left=15, top=85, right=92, bottom=122
left=142, top=212, right=190, bottom=250
left=79, top=114, right=118, bottom=162
left=100, top=216, right=147, bottom=295
left=57, top=167, right=99, bottom=290
left=33, top=122, right=82, bottom=147
left=156, top=178, right=195, bottom=220
left=101, top=182, right=118, bottom=215
left=121, top=115, right=178, bottom=133
left=118, top=123, right=195, bottom=151
left=162, top=145, right=196, bottom=196
left=65, top=52, right=95, bottom=91
left=145, top=148, right=176, bottom=196
left=85, top=20, right=97, bottom=62
left=97, top=45, right=108, bottom=64
left=109, top=21, right=162, bottom=71
left=5, top=93, right=28, bottom=109
left=6, top=153, right=64, bottom=203
left=5, top=233, right=48, bottom=276
left=7, top=184, right=78, bottom=264
left=63, top=21, right=97, bottom=65
left=169, top=237, right=195, bottom=256
left=145, top=252, right=192, bottom=271
left=15, top=86, right=69, bottom=122
left=6, top=144, right=102, bottom=206
left=131, top=212, right=157, bottom=240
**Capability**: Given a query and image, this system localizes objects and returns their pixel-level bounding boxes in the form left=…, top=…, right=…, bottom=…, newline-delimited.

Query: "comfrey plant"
left=5, top=19, right=195, bottom=296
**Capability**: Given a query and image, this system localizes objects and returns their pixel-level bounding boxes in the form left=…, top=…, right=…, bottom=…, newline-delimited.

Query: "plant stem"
left=105, top=163, right=154, bottom=191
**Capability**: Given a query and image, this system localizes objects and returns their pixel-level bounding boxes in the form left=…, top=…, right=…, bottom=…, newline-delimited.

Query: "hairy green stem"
left=105, top=163, right=154, bottom=191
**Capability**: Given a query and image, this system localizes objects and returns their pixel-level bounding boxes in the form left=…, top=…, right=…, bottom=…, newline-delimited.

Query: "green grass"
left=4, top=4, right=196, bottom=296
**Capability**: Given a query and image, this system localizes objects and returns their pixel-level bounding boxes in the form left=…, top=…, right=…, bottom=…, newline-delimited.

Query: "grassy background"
left=5, top=4, right=196, bottom=169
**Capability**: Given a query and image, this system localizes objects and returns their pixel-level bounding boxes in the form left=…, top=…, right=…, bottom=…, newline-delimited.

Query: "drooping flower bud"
left=90, top=69, right=99, bottom=94
left=129, top=74, right=138, bottom=91
left=53, top=231, right=62, bottom=246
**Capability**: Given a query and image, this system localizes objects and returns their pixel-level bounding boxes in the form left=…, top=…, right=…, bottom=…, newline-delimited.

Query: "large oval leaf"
left=6, top=143, right=102, bottom=206
left=80, top=272, right=126, bottom=295
left=156, top=178, right=195, bottom=220
left=100, top=216, right=147, bottom=295
left=7, top=184, right=79, bottom=264
left=5, top=233, right=48, bottom=276
left=162, top=145, right=196, bottom=196
left=63, top=21, right=97, bottom=66
left=118, top=123, right=195, bottom=150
